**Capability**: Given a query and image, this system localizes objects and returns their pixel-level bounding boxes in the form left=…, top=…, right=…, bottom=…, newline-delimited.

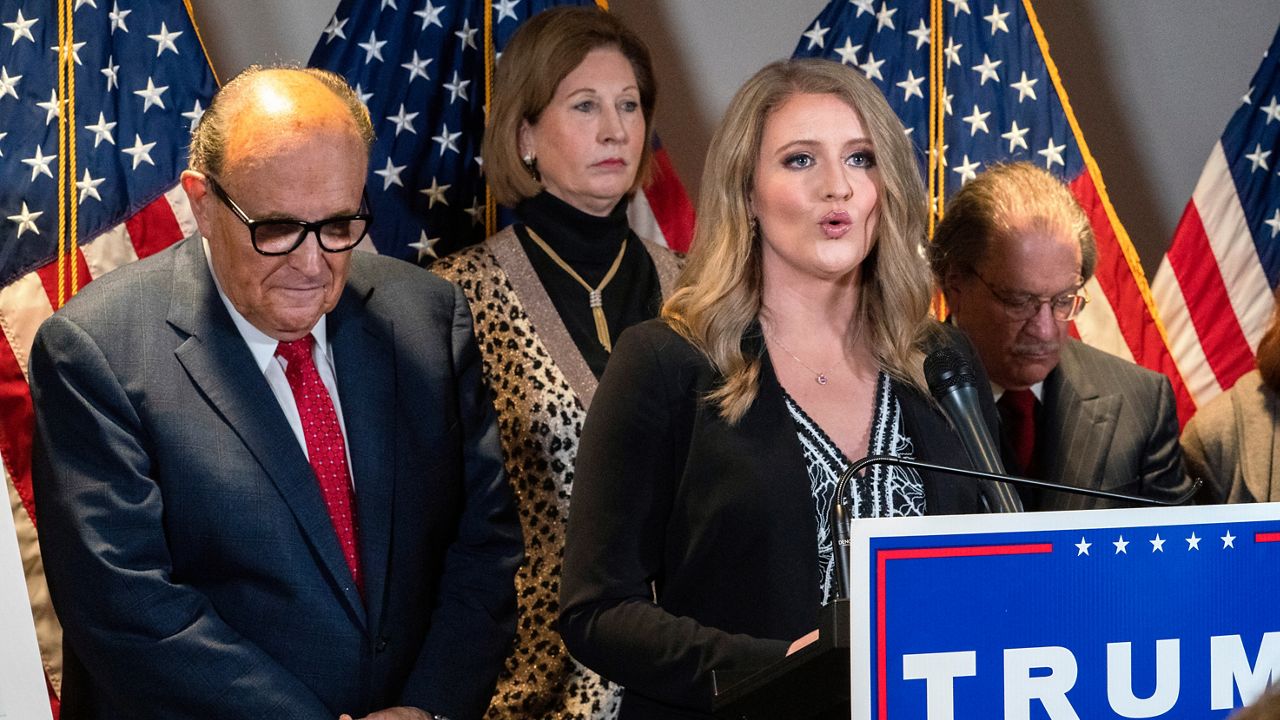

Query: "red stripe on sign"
left=0, top=331, right=37, bottom=526
left=1069, top=173, right=1196, bottom=424
left=34, top=252, right=94, bottom=312
left=876, top=542, right=1052, bottom=719
left=1165, top=202, right=1256, bottom=393
left=1256, top=532, right=1280, bottom=543
left=644, top=146, right=695, bottom=253
left=126, top=194, right=187, bottom=259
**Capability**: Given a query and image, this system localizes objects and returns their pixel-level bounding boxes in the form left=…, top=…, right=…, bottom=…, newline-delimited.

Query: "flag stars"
left=963, top=104, right=991, bottom=135
left=860, top=52, right=885, bottom=82
left=22, top=145, right=57, bottom=182
left=1186, top=532, right=1201, bottom=550
left=948, top=0, right=971, bottom=16
left=943, top=37, right=962, bottom=68
left=415, top=1, right=444, bottom=30
left=401, top=50, right=432, bottom=82
left=455, top=18, right=478, bottom=50
left=8, top=202, right=42, bottom=238
left=896, top=70, right=924, bottom=102
left=1002, top=120, right=1029, bottom=152
left=1264, top=209, right=1280, bottom=239
left=1221, top=530, right=1236, bottom=549
left=984, top=5, right=1010, bottom=35
left=4, top=9, right=38, bottom=45
left=0, top=66, right=20, bottom=100
left=494, top=0, right=520, bottom=23
left=874, top=2, right=896, bottom=32
left=1260, top=96, right=1280, bottom=124
left=409, top=232, right=442, bottom=261
left=322, top=15, right=348, bottom=43
left=1010, top=71, right=1038, bottom=103
left=102, top=55, right=120, bottom=91
left=51, top=39, right=87, bottom=66
left=134, top=77, right=169, bottom=112
left=1075, top=537, right=1091, bottom=556
left=835, top=37, right=861, bottom=66
left=182, top=100, right=205, bottom=132
left=37, top=90, right=61, bottom=125
left=803, top=20, right=828, bottom=50
left=86, top=112, right=117, bottom=147
left=1039, top=138, right=1066, bottom=169
left=1150, top=534, right=1166, bottom=552
left=420, top=178, right=450, bottom=208
left=148, top=22, right=184, bottom=57
left=122, top=133, right=157, bottom=170
left=387, top=103, right=419, bottom=136
left=374, top=157, right=407, bottom=189
left=432, top=123, right=463, bottom=156
left=1245, top=143, right=1271, bottom=172
left=381, top=0, right=398, bottom=9
left=77, top=168, right=105, bottom=203
left=972, top=53, right=1002, bottom=85
left=953, top=154, right=979, bottom=184
left=1113, top=535, right=1129, bottom=554
left=851, top=0, right=875, bottom=17
left=464, top=198, right=483, bottom=226
left=359, top=30, right=387, bottom=63
left=907, top=19, right=930, bottom=50
left=443, top=71, right=470, bottom=104
left=109, top=1, right=131, bottom=33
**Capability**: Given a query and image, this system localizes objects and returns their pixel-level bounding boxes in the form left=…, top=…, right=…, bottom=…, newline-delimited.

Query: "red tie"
left=276, top=336, right=362, bottom=592
left=998, top=389, right=1038, bottom=477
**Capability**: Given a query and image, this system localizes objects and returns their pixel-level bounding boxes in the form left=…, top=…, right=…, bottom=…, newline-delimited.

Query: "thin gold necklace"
left=769, top=335, right=831, bottom=385
left=525, top=226, right=627, bottom=353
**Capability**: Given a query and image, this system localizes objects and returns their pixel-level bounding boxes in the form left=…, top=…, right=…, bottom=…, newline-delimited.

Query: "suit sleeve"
left=400, top=284, right=522, bottom=720
left=1140, top=374, right=1193, bottom=503
left=559, top=326, right=788, bottom=713
left=1180, top=412, right=1228, bottom=504
left=30, top=315, right=333, bottom=720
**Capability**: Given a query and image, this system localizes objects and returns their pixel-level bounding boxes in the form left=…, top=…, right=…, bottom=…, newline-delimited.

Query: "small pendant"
left=816, top=374, right=829, bottom=385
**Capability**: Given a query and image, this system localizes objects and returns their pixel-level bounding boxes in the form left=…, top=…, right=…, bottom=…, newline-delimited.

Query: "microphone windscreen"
left=924, top=345, right=977, bottom=395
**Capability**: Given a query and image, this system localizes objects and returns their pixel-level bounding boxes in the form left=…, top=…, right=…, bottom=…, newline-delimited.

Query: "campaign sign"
left=848, top=502, right=1280, bottom=720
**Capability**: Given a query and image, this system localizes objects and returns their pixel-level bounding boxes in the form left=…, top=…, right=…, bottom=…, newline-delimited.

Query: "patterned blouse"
left=783, top=371, right=926, bottom=605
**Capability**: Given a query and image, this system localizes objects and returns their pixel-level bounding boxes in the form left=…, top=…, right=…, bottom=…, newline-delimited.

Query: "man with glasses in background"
left=29, top=66, right=521, bottom=720
left=929, top=162, right=1188, bottom=511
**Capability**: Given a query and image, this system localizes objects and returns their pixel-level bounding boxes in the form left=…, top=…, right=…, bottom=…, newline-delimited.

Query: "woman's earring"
left=522, top=152, right=539, bottom=180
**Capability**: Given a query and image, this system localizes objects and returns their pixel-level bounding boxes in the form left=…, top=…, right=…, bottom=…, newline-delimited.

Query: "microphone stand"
left=830, top=455, right=1202, bottom=602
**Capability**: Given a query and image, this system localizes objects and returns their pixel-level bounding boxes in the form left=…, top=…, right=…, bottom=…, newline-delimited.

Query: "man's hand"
left=339, top=708, right=433, bottom=720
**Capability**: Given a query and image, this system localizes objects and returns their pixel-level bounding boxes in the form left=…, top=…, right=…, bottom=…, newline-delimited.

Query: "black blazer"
left=559, top=320, right=993, bottom=719
left=30, top=237, right=522, bottom=719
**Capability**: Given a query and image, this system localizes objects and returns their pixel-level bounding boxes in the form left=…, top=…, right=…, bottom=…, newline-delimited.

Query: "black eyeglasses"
left=971, top=271, right=1089, bottom=322
left=205, top=176, right=373, bottom=257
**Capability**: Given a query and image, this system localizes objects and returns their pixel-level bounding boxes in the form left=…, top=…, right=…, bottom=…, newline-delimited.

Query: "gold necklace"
left=525, top=227, right=628, bottom=353
left=769, top=335, right=831, bottom=385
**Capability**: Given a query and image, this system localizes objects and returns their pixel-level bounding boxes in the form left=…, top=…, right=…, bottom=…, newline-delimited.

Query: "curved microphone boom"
left=923, top=346, right=1024, bottom=514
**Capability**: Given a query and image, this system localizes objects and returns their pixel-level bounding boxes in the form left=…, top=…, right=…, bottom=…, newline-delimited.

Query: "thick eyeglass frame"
left=205, top=175, right=373, bottom=257
left=970, top=270, right=1089, bottom=322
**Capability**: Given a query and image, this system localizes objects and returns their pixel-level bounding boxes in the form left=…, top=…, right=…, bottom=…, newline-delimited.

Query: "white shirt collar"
left=991, top=380, right=1044, bottom=403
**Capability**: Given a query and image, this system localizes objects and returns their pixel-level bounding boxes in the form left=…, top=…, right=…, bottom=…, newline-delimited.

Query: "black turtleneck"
left=514, top=191, right=664, bottom=378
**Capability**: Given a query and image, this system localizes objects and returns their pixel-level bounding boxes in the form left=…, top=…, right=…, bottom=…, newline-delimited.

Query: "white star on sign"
left=109, top=1, right=130, bottom=33
left=972, top=54, right=1002, bottom=85
left=860, top=52, right=885, bottom=82
left=1221, top=531, right=1236, bottom=549
left=1002, top=120, right=1029, bottom=152
left=1039, top=138, right=1065, bottom=169
left=494, top=0, right=520, bottom=23
left=1186, top=532, right=1201, bottom=550
left=1113, top=535, right=1129, bottom=554
left=455, top=18, right=478, bottom=50
left=77, top=168, right=105, bottom=203
left=1010, top=71, right=1038, bottom=103
left=86, top=112, right=117, bottom=147
left=963, top=104, right=991, bottom=136
left=1075, top=537, right=1091, bottom=556
left=415, top=1, right=444, bottom=30
left=420, top=177, right=450, bottom=208
left=875, top=2, right=896, bottom=32
left=0, top=66, right=21, bottom=100
left=444, top=71, right=470, bottom=104
left=387, top=104, right=419, bottom=136
left=1245, top=143, right=1271, bottom=172
left=8, top=202, right=42, bottom=237
left=907, top=19, right=930, bottom=50
left=322, top=16, right=347, bottom=43
left=134, top=77, right=169, bottom=113
left=148, top=21, right=183, bottom=56
left=4, top=10, right=38, bottom=45
left=802, top=20, right=828, bottom=50
left=432, top=123, right=462, bottom=156
left=374, top=157, right=406, bottom=189
left=896, top=70, right=924, bottom=102
left=359, top=30, right=387, bottom=63
left=122, top=133, right=157, bottom=169
left=401, top=50, right=432, bottom=83
left=953, top=154, right=979, bottom=184
left=984, top=4, right=1010, bottom=34
left=22, top=145, right=57, bottom=182
left=1150, top=534, right=1166, bottom=552
left=834, top=37, right=861, bottom=66
left=408, top=231, right=442, bottom=261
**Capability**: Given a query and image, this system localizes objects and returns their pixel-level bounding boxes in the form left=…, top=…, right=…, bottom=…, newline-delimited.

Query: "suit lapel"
left=167, top=238, right=368, bottom=627
left=1237, top=376, right=1279, bottom=502
left=1042, top=341, right=1120, bottom=502
left=328, top=265, right=396, bottom=634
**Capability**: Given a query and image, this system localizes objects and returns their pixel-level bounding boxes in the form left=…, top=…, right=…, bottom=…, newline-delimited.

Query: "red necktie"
left=998, top=389, right=1038, bottom=477
left=276, top=336, right=362, bottom=592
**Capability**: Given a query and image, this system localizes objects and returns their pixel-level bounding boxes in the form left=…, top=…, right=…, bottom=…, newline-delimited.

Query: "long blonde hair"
left=663, top=58, right=933, bottom=423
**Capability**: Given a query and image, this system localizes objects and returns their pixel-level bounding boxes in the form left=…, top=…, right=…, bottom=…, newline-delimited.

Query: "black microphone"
left=923, top=345, right=1024, bottom=514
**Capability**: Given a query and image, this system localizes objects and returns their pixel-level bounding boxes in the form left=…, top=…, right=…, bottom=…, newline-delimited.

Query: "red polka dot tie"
left=277, top=335, right=362, bottom=593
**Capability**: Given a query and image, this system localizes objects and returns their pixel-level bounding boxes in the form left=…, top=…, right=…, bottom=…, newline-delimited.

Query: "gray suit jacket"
left=1024, top=338, right=1189, bottom=510
left=30, top=236, right=522, bottom=719
left=1182, top=370, right=1280, bottom=504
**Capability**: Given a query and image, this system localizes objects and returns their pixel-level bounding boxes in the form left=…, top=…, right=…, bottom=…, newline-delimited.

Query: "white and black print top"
left=783, top=371, right=927, bottom=605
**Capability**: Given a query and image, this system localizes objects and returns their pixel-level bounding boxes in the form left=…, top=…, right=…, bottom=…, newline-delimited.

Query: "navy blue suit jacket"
left=30, top=237, right=522, bottom=719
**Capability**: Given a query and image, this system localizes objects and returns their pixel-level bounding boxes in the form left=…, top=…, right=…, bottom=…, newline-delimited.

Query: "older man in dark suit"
left=929, top=162, right=1190, bottom=511
left=29, top=66, right=521, bottom=720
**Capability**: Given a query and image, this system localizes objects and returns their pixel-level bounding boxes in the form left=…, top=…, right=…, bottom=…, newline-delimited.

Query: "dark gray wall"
left=191, top=0, right=1280, bottom=273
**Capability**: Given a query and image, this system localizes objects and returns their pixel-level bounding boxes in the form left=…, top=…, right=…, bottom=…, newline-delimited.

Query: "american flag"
left=0, top=0, right=215, bottom=712
left=308, top=0, right=694, bottom=263
left=793, top=0, right=1195, bottom=423
left=1152, top=25, right=1280, bottom=411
